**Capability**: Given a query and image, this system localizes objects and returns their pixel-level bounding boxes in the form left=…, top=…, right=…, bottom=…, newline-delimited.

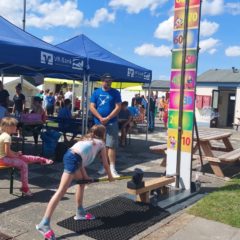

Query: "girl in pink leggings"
left=0, top=117, right=53, bottom=196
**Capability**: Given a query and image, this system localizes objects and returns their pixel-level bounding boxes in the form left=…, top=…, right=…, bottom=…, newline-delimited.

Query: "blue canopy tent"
left=0, top=16, right=85, bottom=80
left=56, top=34, right=152, bottom=83
left=57, top=34, right=152, bottom=138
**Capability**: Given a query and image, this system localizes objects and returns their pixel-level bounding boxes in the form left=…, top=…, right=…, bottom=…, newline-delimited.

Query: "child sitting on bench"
left=0, top=117, right=53, bottom=196
left=36, top=124, right=114, bottom=240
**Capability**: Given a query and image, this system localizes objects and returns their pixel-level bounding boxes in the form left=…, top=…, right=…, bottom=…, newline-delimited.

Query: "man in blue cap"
left=90, top=73, right=122, bottom=177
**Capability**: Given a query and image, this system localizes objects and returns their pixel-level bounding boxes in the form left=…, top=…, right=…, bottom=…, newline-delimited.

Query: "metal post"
left=91, top=81, right=94, bottom=95
left=23, top=0, right=26, bottom=31
left=20, top=0, right=26, bottom=90
left=1, top=74, right=4, bottom=84
left=120, top=82, right=122, bottom=94
left=72, top=80, right=75, bottom=113
left=85, top=74, right=90, bottom=133
left=175, top=0, right=190, bottom=188
left=192, top=0, right=203, bottom=176
left=146, top=84, right=151, bottom=142
left=81, top=74, right=86, bottom=135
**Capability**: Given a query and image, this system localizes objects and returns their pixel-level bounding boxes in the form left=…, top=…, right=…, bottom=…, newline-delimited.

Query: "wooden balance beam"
left=127, top=176, right=175, bottom=203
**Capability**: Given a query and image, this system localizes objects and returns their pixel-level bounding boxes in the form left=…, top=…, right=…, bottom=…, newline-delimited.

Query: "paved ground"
left=0, top=122, right=240, bottom=239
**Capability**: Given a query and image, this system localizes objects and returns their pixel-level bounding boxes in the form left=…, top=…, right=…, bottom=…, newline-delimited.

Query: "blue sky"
left=1, top=0, right=240, bottom=80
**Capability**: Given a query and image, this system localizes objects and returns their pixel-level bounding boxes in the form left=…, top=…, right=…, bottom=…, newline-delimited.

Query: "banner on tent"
left=166, top=0, right=202, bottom=190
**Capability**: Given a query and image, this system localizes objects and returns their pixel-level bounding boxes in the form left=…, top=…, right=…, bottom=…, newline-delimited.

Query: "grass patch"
left=188, top=176, right=240, bottom=228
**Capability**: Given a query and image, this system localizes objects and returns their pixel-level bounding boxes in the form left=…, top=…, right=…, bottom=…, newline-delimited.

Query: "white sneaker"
left=98, top=166, right=106, bottom=175
left=111, top=168, right=121, bottom=178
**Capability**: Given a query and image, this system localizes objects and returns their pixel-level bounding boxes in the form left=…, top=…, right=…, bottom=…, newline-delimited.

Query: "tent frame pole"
left=23, top=0, right=26, bottom=31
left=72, top=80, right=75, bottom=113
left=146, top=84, right=151, bottom=142
left=85, top=74, right=90, bottom=134
left=81, top=74, right=86, bottom=135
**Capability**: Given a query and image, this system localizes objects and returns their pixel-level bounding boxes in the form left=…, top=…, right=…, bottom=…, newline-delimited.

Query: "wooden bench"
left=233, top=123, right=240, bottom=131
left=0, top=165, right=14, bottom=194
left=127, top=176, right=175, bottom=203
left=201, top=148, right=240, bottom=177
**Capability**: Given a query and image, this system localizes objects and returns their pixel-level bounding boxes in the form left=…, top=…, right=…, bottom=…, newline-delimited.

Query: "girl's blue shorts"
left=63, top=150, right=82, bottom=174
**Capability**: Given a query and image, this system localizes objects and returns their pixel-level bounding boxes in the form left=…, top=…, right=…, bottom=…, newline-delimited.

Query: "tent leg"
left=85, top=75, right=90, bottom=133
left=72, top=80, right=75, bottom=113
left=81, top=74, right=86, bottom=135
left=146, top=85, right=151, bottom=142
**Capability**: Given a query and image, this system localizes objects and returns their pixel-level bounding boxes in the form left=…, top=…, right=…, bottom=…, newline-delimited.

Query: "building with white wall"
left=196, top=68, right=240, bottom=128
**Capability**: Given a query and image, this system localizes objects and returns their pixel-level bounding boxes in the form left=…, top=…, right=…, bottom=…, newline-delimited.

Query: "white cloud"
left=42, top=35, right=54, bottom=43
left=226, top=3, right=240, bottom=15
left=208, top=48, right=217, bottom=55
left=225, top=46, right=240, bottom=57
left=154, top=16, right=173, bottom=41
left=27, top=1, right=84, bottom=29
left=202, top=0, right=224, bottom=16
left=109, top=0, right=168, bottom=14
left=154, top=17, right=219, bottom=42
left=0, top=0, right=84, bottom=29
left=0, top=0, right=24, bottom=27
left=199, top=38, right=219, bottom=54
left=200, top=19, right=219, bottom=37
left=86, top=8, right=115, bottom=28
left=134, top=43, right=171, bottom=57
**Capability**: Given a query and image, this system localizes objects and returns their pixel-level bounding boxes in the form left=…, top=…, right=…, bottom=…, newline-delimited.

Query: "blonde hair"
left=0, top=117, right=18, bottom=132
left=79, top=125, right=106, bottom=142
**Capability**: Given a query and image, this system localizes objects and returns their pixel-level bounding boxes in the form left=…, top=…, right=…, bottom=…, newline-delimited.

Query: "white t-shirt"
left=0, top=132, right=11, bottom=158
left=71, top=138, right=105, bottom=167
left=64, top=91, right=73, bottom=101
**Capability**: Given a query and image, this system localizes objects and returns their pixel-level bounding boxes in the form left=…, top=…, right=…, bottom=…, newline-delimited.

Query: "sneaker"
left=36, top=225, right=56, bottom=240
left=111, top=168, right=121, bottom=178
left=74, top=213, right=95, bottom=221
left=20, top=188, right=33, bottom=197
left=98, top=166, right=106, bottom=175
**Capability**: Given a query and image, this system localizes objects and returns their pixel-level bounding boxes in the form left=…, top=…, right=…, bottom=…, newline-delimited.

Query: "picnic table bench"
left=127, top=176, right=175, bottom=203
left=201, top=148, right=240, bottom=177
left=150, top=130, right=236, bottom=177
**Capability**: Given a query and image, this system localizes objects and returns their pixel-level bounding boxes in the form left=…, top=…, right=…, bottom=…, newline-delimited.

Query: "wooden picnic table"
left=150, top=130, right=236, bottom=177
left=193, top=130, right=233, bottom=157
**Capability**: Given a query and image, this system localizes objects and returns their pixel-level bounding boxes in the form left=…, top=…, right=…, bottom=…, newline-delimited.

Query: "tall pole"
left=21, top=0, right=26, bottom=88
left=175, top=0, right=190, bottom=188
left=23, top=0, right=26, bottom=31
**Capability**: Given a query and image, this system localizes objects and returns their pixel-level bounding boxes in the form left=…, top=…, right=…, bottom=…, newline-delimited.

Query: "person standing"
left=158, top=96, right=165, bottom=121
left=90, top=74, right=121, bottom=178
left=64, top=87, right=73, bottom=101
left=12, top=84, right=25, bottom=118
left=0, top=81, right=10, bottom=110
left=45, top=91, right=55, bottom=116
left=43, top=89, right=50, bottom=111
left=148, top=93, right=156, bottom=132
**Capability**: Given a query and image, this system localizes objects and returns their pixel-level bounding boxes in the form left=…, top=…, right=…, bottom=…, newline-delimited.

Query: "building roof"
left=197, top=68, right=240, bottom=83
left=143, top=80, right=170, bottom=90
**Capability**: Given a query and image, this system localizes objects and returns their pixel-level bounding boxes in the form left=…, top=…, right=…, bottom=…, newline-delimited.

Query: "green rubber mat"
left=58, top=196, right=170, bottom=240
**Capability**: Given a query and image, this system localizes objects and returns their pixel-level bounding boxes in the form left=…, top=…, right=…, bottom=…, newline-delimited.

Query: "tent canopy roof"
left=57, top=34, right=152, bottom=83
left=0, top=16, right=85, bottom=79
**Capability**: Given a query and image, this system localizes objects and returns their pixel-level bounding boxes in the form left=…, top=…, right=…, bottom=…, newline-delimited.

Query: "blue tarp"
left=0, top=16, right=85, bottom=79
left=57, top=34, right=152, bottom=83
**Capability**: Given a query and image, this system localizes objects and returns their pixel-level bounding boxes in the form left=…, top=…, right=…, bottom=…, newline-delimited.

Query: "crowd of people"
left=129, top=91, right=169, bottom=131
